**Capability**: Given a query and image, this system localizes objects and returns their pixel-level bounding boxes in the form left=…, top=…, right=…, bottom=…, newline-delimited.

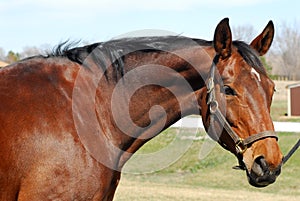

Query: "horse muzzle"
left=246, top=156, right=282, bottom=187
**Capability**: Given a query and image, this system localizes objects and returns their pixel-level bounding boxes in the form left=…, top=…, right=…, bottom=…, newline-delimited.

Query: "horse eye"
left=224, top=85, right=236, bottom=96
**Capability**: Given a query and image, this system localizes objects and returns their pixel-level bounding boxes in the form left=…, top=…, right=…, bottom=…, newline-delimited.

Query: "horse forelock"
left=233, top=41, right=267, bottom=76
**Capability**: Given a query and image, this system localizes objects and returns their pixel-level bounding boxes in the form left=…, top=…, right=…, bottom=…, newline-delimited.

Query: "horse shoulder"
left=0, top=57, right=116, bottom=200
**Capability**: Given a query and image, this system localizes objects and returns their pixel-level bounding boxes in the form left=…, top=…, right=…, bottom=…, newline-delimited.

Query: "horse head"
left=200, top=18, right=283, bottom=187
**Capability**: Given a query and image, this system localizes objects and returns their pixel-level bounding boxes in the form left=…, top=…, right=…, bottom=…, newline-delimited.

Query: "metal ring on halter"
left=235, top=139, right=247, bottom=154
left=209, top=100, right=218, bottom=114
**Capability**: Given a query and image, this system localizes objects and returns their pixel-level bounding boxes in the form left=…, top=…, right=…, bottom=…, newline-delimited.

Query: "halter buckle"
left=235, top=139, right=247, bottom=154
left=207, top=77, right=214, bottom=93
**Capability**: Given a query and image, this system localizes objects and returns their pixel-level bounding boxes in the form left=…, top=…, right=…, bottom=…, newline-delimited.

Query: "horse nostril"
left=252, top=156, right=269, bottom=176
left=249, top=156, right=280, bottom=187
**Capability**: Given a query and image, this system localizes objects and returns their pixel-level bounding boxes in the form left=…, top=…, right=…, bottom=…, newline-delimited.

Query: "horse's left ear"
left=250, top=21, right=274, bottom=56
left=213, top=18, right=232, bottom=59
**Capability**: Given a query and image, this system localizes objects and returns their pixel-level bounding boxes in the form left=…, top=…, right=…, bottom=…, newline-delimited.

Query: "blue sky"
left=0, top=0, right=299, bottom=52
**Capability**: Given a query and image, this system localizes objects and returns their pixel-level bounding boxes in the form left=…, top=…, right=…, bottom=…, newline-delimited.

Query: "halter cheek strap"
left=206, top=55, right=278, bottom=155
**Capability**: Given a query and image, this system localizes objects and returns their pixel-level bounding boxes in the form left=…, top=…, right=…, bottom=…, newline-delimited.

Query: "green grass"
left=271, top=100, right=300, bottom=122
left=271, top=100, right=287, bottom=121
left=120, top=129, right=300, bottom=196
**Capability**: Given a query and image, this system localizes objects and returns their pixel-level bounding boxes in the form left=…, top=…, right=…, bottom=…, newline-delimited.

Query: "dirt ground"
left=114, top=179, right=299, bottom=201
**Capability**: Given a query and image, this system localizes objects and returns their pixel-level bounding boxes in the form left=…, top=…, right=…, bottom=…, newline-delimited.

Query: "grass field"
left=114, top=129, right=300, bottom=201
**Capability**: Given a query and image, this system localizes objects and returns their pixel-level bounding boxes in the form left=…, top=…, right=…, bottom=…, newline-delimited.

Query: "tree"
left=20, top=46, right=43, bottom=59
left=260, top=56, right=277, bottom=79
left=6, top=51, right=20, bottom=64
left=232, top=24, right=255, bottom=43
left=0, top=48, right=6, bottom=61
left=0, top=44, right=51, bottom=64
left=269, top=20, right=300, bottom=80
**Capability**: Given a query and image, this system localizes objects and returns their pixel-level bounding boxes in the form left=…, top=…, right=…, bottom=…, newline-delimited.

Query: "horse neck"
left=94, top=45, right=214, bottom=167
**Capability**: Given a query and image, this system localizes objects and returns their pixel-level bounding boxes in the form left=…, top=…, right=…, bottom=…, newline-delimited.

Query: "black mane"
left=49, top=36, right=266, bottom=76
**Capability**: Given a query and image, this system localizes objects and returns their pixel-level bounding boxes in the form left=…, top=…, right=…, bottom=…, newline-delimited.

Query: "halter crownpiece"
left=206, top=55, right=278, bottom=156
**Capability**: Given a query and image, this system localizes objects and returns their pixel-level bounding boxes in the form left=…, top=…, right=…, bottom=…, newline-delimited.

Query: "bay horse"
left=0, top=18, right=283, bottom=200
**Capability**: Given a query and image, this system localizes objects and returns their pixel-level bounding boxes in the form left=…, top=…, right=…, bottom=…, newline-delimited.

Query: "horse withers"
left=0, top=18, right=282, bottom=200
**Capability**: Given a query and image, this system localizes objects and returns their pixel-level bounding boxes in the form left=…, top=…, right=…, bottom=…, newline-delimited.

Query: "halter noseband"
left=206, top=55, right=278, bottom=156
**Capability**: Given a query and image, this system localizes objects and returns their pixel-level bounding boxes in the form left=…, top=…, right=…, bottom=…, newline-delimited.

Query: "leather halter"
left=206, top=55, right=278, bottom=156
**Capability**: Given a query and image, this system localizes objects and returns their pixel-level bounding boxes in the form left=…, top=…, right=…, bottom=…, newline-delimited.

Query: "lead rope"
left=283, top=139, right=300, bottom=165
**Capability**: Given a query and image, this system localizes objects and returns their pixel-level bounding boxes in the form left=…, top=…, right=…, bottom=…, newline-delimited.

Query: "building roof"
left=0, top=60, right=8, bottom=67
left=286, top=82, right=300, bottom=89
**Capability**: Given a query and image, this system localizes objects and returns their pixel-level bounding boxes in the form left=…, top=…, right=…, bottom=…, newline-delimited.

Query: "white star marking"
left=251, top=68, right=261, bottom=82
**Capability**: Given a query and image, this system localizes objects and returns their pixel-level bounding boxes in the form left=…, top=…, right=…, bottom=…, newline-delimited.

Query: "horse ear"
left=250, top=21, right=274, bottom=56
left=213, top=18, right=232, bottom=59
